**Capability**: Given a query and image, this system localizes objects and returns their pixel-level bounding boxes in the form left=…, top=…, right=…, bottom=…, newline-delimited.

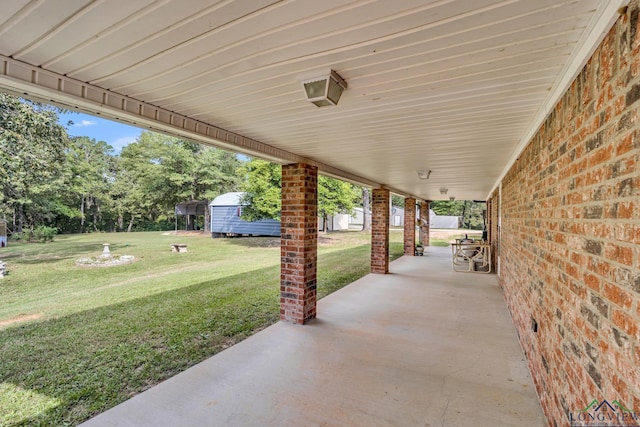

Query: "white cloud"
left=110, top=136, right=137, bottom=152
left=73, top=119, right=97, bottom=127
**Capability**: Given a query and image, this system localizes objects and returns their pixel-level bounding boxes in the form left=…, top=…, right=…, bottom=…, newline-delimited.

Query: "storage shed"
left=209, top=192, right=280, bottom=237
left=391, top=206, right=405, bottom=226
left=174, top=200, right=208, bottom=231
left=318, top=213, right=350, bottom=232
left=429, top=210, right=460, bottom=229
left=389, top=206, right=459, bottom=229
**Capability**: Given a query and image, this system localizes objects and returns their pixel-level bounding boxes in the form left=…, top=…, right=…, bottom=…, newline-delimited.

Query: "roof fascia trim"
left=0, top=54, right=388, bottom=191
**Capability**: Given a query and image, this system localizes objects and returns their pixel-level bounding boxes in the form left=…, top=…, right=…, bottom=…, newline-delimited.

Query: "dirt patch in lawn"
left=0, top=313, right=43, bottom=327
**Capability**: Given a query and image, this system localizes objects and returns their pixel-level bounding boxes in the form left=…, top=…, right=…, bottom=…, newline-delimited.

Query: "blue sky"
left=58, top=111, right=143, bottom=153
left=57, top=110, right=249, bottom=160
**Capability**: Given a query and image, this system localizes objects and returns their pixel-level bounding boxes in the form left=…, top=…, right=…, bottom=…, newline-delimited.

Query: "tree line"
left=0, top=94, right=361, bottom=236
left=0, top=93, right=243, bottom=235
left=0, top=93, right=483, bottom=237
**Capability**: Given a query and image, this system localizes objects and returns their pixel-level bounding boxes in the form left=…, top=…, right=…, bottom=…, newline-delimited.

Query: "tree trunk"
left=460, top=200, right=468, bottom=229
left=16, top=204, right=24, bottom=234
left=93, top=199, right=100, bottom=232
left=80, top=194, right=85, bottom=233
left=204, top=201, right=210, bottom=232
left=362, top=188, right=371, bottom=231
left=127, top=215, right=135, bottom=232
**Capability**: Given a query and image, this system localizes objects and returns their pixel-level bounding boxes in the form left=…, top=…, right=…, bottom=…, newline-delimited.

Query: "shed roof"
left=210, top=192, right=244, bottom=207
left=175, top=200, right=208, bottom=215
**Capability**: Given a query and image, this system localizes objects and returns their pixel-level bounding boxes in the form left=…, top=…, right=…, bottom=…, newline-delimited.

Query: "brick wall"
left=487, top=194, right=500, bottom=274
left=404, top=197, right=416, bottom=255
left=371, top=188, right=390, bottom=274
left=489, top=4, right=640, bottom=425
left=280, top=163, right=318, bottom=324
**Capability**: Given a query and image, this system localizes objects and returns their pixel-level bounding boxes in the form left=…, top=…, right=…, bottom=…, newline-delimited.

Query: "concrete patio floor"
left=81, top=246, right=546, bottom=427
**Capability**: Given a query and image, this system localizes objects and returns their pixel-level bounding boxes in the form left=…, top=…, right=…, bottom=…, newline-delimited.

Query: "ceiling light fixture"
left=300, top=70, right=347, bottom=107
left=439, top=187, right=448, bottom=195
left=417, top=170, right=431, bottom=180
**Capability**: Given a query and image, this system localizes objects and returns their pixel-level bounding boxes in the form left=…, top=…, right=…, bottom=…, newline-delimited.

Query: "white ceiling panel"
left=0, top=0, right=627, bottom=201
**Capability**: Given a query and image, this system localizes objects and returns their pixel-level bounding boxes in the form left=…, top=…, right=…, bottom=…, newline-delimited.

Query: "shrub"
left=20, top=229, right=33, bottom=242
left=33, top=225, right=58, bottom=242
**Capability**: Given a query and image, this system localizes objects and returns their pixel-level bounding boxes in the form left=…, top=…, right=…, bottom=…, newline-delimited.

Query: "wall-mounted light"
left=417, top=170, right=431, bottom=180
left=439, top=187, right=448, bottom=195
left=449, top=196, right=455, bottom=201
left=300, top=70, right=348, bottom=107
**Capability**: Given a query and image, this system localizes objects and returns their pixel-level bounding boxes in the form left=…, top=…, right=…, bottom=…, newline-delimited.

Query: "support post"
left=403, top=197, right=416, bottom=255
left=420, top=201, right=430, bottom=246
left=371, top=188, right=390, bottom=274
left=280, top=163, right=318, bottom=324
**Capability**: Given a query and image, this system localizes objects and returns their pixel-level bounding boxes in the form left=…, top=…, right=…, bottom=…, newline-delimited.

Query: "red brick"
left=612, top=309, right=639, bottom=340
left=603, top=283, right=634, bottom=309
left=404, top=197, right=416, bottom=255
left=565, top=263, right=582, bottom=281
left=604, top=243, right=634, bottom=266
left=420, top=201, right=430, bottom=246
left=616, top=201, right=635, bottom=219
left=371, top=188, right=389, bottom=274
left=584, top=273, right=601, bottom=291
left=616, top=132, right=636, bottom=155
left=280, top=163, right=318, bottom=324
left=486, top=8, right=640, bottom=424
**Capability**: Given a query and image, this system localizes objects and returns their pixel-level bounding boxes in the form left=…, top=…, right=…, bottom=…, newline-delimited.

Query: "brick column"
left=403, top=197, right=416, bottom=255
left=280, top=163, right=318, bottom=324
left=371, top=188, right=390, bottom=274
left=420, top=201, right=430, bottom=246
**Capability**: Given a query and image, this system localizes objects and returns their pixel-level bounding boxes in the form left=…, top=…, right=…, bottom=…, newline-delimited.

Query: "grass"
left=428, top=230, right=483, bottom=247
left=0, top=230, right=403, bottom=426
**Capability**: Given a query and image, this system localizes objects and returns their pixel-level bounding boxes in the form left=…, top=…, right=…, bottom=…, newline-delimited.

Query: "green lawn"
left=0, top=230, right=403, bottom=426
left=429, top=231, right=483, bottom=247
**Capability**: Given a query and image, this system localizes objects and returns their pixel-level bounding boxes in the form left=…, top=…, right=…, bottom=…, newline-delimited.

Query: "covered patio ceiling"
left=0, top=0, right=627, bottom=201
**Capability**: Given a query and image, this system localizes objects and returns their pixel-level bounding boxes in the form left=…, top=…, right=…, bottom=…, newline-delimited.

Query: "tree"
left=431, top=200, right=464, bottom=216
left=361, top=187, right=371, bottom=231
left=117, top=132, right=242, bottom=231
left=0, top=93, right=68, bottom=233
left=105, top=156, right=141, bottom=232
left=430, top=200, right=485, bottom=229
left=239, top=159, right=282, bottom=221
left=189, top=146, right=242, bottom=203
left=391, top=194, right=404, bottom=207
left=240, top=159, right=361, bottom=227
left=0, top=98, right=245, bottom=234
left=317, top=176, right=359, bottom=231
left=62, top=136, right=115, bottom=233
